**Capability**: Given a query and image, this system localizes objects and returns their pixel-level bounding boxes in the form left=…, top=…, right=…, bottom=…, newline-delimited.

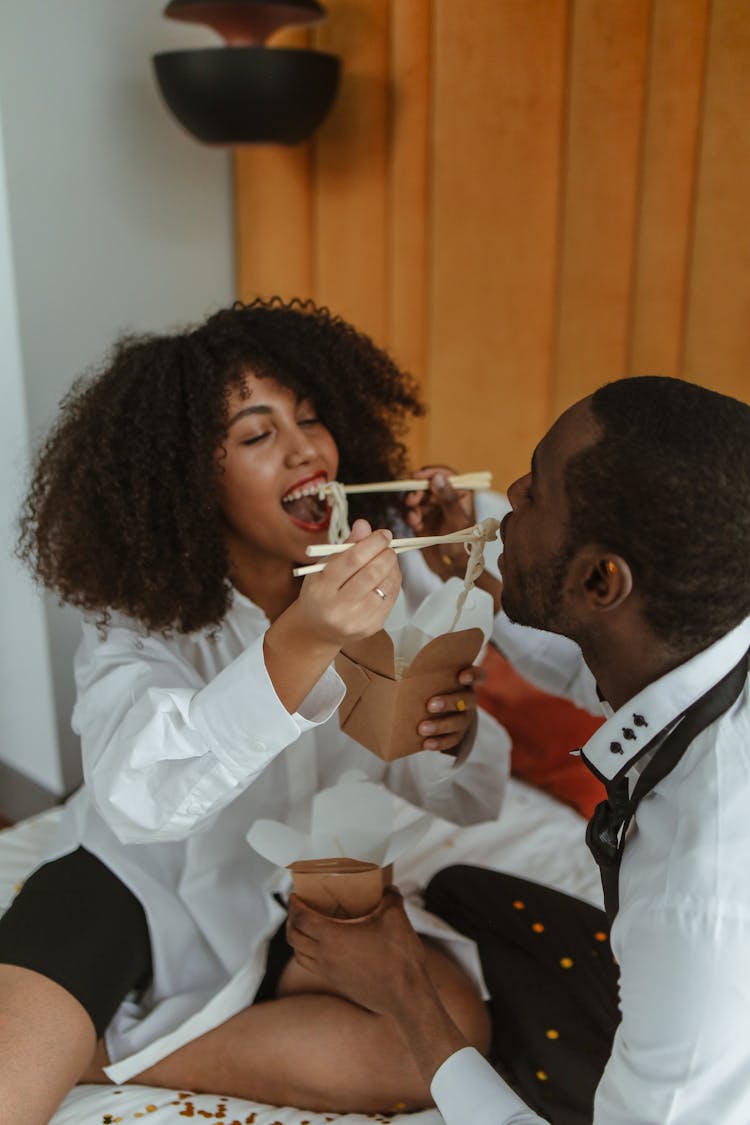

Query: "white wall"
left=0, top=109, right=62, bottom=796
left=0, top=2, right=234, bottom=802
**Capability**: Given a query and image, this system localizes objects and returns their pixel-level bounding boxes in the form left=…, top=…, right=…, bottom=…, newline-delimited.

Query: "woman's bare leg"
left=0, top=964, right=97, bottom=1125
left=83, top=940, right=490, bottom=1114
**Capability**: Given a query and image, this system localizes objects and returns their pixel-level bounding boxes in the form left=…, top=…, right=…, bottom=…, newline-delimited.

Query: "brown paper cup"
left=289, top=858, right=385, bottom=919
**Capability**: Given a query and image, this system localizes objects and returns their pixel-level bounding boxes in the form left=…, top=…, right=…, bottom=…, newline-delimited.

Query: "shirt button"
left=254, top=740, right=266, bottom=753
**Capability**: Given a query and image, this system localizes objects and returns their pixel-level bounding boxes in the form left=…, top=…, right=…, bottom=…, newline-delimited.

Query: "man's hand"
left=287, top=888, right=429, bottom=1018
left=404, top=468, right=503, bottom=613
left=286, top=889, right=474, bottom=1091
left=404, top=467, right=475, bottom=581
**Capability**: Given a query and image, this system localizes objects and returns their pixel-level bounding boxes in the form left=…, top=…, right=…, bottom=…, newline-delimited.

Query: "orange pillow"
left=476, top=644, right=605, bottom=820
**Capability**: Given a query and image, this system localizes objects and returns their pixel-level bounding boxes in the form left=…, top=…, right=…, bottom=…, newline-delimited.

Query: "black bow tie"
left=583, top=648, right=749, bottom=924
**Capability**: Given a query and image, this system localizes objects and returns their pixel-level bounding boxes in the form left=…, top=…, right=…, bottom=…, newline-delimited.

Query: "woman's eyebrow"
left=227, top=404, right=273, bottom=428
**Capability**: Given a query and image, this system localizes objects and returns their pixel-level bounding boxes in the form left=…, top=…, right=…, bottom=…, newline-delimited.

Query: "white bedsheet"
left=0, top=778, right=601, bottom=1125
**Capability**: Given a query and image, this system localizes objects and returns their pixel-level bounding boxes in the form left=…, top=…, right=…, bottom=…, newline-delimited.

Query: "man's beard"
left=502, top=550, right=571, bottom=634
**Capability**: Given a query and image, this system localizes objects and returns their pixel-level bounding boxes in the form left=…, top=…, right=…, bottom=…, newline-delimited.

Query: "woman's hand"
left=265, top=519, right=401, bottom=712
left=404, top=467, right=475, bottom=582
left=294, top=518, right=402, bottom=647
left=418, top=663, right=485, bottom=755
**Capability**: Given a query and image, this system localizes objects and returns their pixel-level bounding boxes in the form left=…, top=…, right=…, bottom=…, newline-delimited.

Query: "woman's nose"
left=285, top=427, right=316, bottom=466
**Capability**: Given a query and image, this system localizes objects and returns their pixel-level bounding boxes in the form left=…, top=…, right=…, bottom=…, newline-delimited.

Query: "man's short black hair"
left=564, top=376, right=750, bottom=654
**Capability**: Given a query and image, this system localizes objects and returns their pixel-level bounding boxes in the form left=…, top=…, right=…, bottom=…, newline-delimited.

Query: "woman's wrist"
left=264, top=609, right=341, bottom=713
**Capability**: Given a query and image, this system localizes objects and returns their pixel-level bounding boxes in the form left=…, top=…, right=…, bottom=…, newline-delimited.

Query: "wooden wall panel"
left=683, top=0, right=750, bottom=401
left=233, top=0, right=750, bottom=494
left=429, top=0, right=568, bottom=485
left=313, top=0, right=390, bottom=344
left=388, top=0, right=431, bottom=466
left=234, top=28, right=314, bottom=301
left=554, top=0, right=651, bottom=414
left=628, top=0, right=709, bottom=377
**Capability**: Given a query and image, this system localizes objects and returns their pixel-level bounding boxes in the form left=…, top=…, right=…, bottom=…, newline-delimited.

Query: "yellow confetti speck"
left=536, top=1069, right=548, bottom=1081
left=512, top=900, right=525, bottom=910
left=594, top=931, right=607, bottom=942
left=560, top=956, right=573, bottom=968
left=532, top=922, right=545, bottom=933
left=545, top=1029, right=560, bottom=1040
left=146, top=1108, right=158, bottom=1114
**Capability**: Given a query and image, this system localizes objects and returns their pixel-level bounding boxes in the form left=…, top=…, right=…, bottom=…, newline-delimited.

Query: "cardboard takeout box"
left=288, top=857, right=393, bottom=919
left=335, top=626, right=484, bottom=761
left=247, top=771, right=432, bottom=894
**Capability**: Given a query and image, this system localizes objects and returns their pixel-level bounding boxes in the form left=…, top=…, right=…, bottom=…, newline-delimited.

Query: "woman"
left=0, top=298, right=505, bottom=1123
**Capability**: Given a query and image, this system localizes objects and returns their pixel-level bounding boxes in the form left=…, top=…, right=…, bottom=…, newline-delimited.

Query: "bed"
left=0, top=772, right=602, bottom=1125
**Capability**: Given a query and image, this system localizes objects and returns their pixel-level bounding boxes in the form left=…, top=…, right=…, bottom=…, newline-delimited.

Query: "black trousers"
left=425, top=866, right=620, bottom=1125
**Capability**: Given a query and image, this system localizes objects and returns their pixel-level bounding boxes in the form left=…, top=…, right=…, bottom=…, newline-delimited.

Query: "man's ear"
left=574, top=551, right=633, bottom=610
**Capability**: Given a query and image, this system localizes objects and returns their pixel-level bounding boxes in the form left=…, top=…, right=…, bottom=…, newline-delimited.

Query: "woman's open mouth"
left=281, top=476, right=331, bottom=532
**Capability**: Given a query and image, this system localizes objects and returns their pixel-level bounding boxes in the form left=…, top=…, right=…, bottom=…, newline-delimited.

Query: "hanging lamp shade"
left=153, top=0, right=340, bottom=145
left=162, top=0, right=326, bottom=46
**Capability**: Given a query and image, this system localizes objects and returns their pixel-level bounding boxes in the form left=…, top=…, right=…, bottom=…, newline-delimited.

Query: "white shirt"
left=42, top=550, right=508, bottom=1083
left=432, top=613, right=750, bottom=1124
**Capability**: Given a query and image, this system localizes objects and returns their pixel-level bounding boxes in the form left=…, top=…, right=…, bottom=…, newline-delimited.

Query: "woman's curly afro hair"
left=18, top=297, right=425, bottom=635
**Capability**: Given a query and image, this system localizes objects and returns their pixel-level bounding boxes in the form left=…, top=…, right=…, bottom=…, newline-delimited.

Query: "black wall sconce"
left=153, top=0, right=341, bottom=145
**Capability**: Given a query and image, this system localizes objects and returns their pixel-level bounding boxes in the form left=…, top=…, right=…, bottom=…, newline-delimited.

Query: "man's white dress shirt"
left=431, top=610, right=750, bottom=1125
left=38, top=551, right=507, bottom=1082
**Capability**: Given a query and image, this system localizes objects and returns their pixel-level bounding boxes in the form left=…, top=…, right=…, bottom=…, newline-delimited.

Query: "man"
left=287, top=376, right=750, bottom=1124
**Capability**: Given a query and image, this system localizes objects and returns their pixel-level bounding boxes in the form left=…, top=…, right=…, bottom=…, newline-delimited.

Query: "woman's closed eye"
left=241, top=431, right=272, bottom=446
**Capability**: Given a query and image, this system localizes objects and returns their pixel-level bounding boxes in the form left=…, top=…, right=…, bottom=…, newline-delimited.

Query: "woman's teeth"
left=281, top=483, right=330, bottom=526
left=282, top=481, right=327, bottom=504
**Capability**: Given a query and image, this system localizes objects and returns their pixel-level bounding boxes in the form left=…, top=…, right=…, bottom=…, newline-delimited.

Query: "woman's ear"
left=579, top=552, right=633, bottom=610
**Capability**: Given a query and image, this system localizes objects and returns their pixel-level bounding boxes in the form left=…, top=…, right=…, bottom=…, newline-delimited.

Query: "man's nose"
left=506, top=472, right=531, bottom=509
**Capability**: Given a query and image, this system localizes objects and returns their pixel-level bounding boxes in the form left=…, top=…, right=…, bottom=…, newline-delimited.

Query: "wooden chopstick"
left=292, top=526, right=487, bottom=577
left=334, top=471, right=491, bottom=495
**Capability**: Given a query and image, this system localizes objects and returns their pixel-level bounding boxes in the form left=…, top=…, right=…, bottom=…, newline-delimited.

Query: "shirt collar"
left=228, top=586, right=269, bottom=622
left=581, top=614, right=750, bottom=783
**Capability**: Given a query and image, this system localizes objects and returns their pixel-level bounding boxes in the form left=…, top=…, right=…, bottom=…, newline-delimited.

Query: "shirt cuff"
left=431, top=1047, right=542, bottom=1125
left=189, top=637, right=343, bottom=768
left=295, top=663, right=346, bottom=730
